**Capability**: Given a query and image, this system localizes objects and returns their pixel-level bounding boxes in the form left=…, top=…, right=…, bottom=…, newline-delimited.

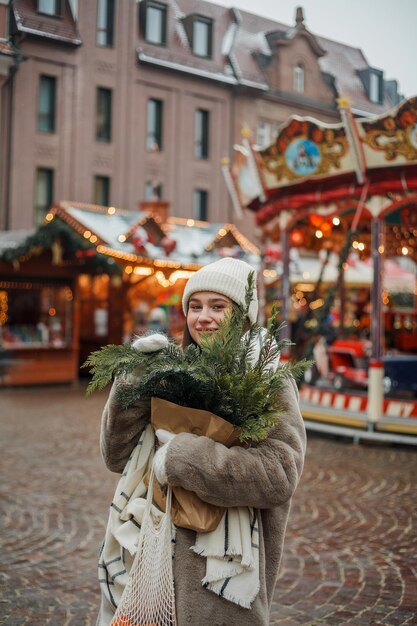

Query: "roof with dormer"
left=12, top=0, right=81, bottom=45
left=137, top=0, right=401, bottom=115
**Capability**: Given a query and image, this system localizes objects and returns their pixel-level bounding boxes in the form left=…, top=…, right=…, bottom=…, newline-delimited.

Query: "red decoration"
left=75, top=249, right=96, bottom=258
left=131, top=235, right=147, bottom=253
left=264, top=244, right=281, bottom=263
left=290, top=229, right=305, bottom=246
left=160, top=236, right=177, bottom=255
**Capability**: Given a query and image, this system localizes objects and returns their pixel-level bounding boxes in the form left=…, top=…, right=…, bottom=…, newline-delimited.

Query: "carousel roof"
left=263, top=250, right=416, bottom=293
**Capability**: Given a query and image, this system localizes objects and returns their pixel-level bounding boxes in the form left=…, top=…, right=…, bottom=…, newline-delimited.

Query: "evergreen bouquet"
left=84, top=273, right=310, bottom=444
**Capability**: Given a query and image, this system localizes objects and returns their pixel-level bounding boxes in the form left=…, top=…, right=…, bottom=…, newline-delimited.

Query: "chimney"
left=295, top=6, right=305, bottom=28
left=139, top=200, right=170, bottom=224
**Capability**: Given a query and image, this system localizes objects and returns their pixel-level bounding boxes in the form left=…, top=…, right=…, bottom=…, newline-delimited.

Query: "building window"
left=147, top=98, right=163, bottom=151
left=369, top=71, right=381, bottom=103
left=94, top=176, right=110, bottom=206
left=96, top=87, right=112, bottom=142
left=145, top=181, right=163, bottom=200
left=195, top=109, right=209, bottom=159
left=293, top=63, right=304, bottom=94
left=256, top=120, right=273, bottom=149
left=34, top=168, right=54, bottom=225
left=38, top=75, right=56, bottom=133
left=37, top=0, right=62, bottom=17
left=145, top=1, right=167, bottom=46
left=192, top=16, right=212, bottom=58
left=193, top=189, right=208, bottom=221
left=96, top=0, right=115, bottom=47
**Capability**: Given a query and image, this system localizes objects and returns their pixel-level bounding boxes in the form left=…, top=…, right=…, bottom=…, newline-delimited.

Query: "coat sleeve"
left=165, top=377, right=306, bottom=509
left=100, top=380, right=151, bottom=473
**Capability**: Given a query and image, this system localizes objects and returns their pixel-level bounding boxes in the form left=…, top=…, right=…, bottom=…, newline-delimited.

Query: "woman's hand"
left=132, top=333, right=169, bottom=353
left=152, top=429, right=176, bottom=486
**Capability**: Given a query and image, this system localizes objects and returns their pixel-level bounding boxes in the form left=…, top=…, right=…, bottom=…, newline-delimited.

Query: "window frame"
left=38, top=74, right=56, bottom=133
left=369, top=71, right=381, bottom=104
left=145, top=0, right=167, bottom=47
left=145, top=180, right=163, bottom=200
left=193, top=189, right=208, bottom=221
left=192, top=15, right=213, bottom=59
left=194, top=108, right=210, bottom=160
left=146, top=98, right=163, bottom=152
left=36, top=0, right=63, bottom=18
left=94, top=175, right=111, bottom=206
left=34, top=168, right=54, bottom=225
left=293, top=63, right=305, bottom=94
left=96, top=0, right=115, bottom=47
left=96, top=87, right=112, bottom=143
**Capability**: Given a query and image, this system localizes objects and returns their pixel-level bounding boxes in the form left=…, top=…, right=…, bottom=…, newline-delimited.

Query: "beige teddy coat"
left=98, top=377, right=306, bottom=626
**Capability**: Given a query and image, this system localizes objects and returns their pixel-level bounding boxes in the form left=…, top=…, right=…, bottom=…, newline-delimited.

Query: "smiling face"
left=186, top=291, right=232, bottom=345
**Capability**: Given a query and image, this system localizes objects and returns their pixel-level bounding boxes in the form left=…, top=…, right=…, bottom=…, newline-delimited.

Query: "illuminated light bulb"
left=315, top=230, right=323, bottom=239
left=45, top=213, right=54, bottom=221
left=402, top=247, right=409, bottom=255
left=83, top=230, right=92, bottom=239
left=108, top=206, right=116, bottom=215
left=90, top=235, right=97, bottom=243
left=332, top=217, right=340, bottom=226
left=118, top=235, right=127, bottom=243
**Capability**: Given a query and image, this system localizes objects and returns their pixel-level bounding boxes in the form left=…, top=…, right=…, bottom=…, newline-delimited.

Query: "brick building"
left=0, top=0, right=403, bottom=235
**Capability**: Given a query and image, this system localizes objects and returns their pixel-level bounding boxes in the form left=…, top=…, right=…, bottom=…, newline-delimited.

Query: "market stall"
left=0, top=201, right=259, bottom=386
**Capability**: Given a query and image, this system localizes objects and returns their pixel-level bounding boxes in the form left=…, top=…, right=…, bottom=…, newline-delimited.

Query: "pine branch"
left=84, top=275, right=312, bottom=442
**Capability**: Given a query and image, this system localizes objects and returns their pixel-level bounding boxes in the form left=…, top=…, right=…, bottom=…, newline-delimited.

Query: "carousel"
left=225, top=96, right=417, bottom=441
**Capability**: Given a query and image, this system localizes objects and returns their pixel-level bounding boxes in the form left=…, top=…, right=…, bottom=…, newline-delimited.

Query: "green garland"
left=84, top=273, right=311, bottom=443
left=0, top=219, right=121, bottom=274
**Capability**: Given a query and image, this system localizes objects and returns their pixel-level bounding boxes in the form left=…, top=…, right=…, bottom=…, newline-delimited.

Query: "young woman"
left=97, top=257, right=306, bottom=626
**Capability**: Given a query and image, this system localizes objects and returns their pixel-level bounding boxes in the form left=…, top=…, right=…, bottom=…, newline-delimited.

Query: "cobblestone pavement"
left=0, top=385, right=416, bottom=626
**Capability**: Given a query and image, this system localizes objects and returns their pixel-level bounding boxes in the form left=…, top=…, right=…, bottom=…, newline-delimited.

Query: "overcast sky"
left=213, top=0, right=417, bottom=99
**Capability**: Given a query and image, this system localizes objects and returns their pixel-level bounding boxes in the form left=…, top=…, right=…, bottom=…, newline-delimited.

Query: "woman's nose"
left=197, top=308, right=212, bottom=322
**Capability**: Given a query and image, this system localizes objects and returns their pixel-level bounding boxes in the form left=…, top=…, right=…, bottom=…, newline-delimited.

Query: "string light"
left=133, top=266, right=153, bottom=276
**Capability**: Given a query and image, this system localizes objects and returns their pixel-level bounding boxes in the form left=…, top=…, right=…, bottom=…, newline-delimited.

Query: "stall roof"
left=52, top=201, right=260, bottom=268
left=0, top=230, right=33, bottom=254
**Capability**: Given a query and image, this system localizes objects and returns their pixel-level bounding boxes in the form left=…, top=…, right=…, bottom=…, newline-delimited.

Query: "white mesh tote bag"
left=111, top=470, right=177, bottom=626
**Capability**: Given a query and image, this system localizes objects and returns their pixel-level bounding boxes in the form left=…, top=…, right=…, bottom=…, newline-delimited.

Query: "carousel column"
left=367, top=216, right=384, bottom=426
left=280, top=211, right=291, bottom=359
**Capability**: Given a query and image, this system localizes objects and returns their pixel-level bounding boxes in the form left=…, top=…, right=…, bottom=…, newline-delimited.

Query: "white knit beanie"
left=182, top=257, right=258, bottom=323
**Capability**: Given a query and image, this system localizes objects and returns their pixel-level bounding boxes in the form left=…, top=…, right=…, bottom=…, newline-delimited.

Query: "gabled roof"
left=12, top=0, right=81, bottom=45
left=51, top=201, right=259, bottom=268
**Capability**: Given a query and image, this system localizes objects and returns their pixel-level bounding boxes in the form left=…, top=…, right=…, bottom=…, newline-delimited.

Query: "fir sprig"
left=83, top=272, right=311, bottom=443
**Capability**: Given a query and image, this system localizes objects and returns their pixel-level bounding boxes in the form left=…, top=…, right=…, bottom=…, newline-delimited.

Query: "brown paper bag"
left=148, top=397, right=241, bottom=533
